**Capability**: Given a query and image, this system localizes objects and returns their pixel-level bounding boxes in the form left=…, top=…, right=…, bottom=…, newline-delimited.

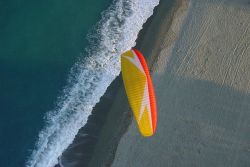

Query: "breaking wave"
left=26, top=0, right=159, bottom=166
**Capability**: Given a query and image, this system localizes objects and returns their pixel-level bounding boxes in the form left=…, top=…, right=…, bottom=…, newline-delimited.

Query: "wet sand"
left=111, top=0, right=250, bottom=167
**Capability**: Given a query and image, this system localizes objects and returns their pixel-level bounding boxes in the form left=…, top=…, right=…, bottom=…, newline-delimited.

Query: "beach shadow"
left=131, top=74, right=250, bottom=167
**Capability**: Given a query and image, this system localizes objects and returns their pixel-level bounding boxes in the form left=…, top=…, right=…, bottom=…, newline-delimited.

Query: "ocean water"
left=0, top=0, right=159, bottom=167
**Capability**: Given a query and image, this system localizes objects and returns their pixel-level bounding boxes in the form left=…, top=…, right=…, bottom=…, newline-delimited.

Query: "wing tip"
left=140, top=130, right=155, bottom=137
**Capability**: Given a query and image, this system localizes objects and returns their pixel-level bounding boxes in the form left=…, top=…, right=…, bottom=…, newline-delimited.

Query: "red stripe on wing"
left=132, top=48, right=157, bottom=133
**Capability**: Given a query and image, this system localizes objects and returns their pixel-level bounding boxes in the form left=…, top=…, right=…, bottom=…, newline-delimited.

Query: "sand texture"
left=111, top=0, right=250, bottom=167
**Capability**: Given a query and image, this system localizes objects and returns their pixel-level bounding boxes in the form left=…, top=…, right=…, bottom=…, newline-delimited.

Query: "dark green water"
left=0, top=0, right=112, bottom=166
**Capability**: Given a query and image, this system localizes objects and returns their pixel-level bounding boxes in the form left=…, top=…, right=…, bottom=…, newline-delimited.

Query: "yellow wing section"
left=121, top=50, right=153, bottom=136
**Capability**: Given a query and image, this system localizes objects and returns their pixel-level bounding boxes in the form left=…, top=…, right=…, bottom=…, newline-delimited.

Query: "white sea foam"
left=26, top=0, right=159, bottom=166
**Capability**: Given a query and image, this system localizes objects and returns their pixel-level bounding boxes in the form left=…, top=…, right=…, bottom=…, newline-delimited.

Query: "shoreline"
left=88, top=0, right=189, bottom=166
left=56, top=1, right=164, bottom=167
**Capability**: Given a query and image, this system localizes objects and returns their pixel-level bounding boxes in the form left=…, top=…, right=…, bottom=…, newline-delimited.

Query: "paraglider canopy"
left=121, top=48, right=157, bottom=137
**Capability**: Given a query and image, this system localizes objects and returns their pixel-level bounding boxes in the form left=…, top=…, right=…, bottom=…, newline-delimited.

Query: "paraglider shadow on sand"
left=57, top=75, right=128, bottom=167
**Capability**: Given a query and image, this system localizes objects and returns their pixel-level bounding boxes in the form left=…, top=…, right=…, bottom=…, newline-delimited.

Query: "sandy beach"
left=89, top=0, right=250, bottom=166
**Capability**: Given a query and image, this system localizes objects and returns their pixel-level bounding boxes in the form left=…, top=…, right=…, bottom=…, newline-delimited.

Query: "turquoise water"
left=0, top=0, right=112, bottom=166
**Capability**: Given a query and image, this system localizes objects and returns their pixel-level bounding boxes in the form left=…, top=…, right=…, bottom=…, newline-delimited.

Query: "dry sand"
left=111, top=0, right=250, bottom=167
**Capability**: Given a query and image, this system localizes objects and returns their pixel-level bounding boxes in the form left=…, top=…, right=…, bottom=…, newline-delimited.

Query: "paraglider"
left=121, top=49, right=157, bottom=137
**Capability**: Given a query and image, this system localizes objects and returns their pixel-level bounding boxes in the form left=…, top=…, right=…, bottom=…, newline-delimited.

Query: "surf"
left=26, top=0, right=159, bottom=166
